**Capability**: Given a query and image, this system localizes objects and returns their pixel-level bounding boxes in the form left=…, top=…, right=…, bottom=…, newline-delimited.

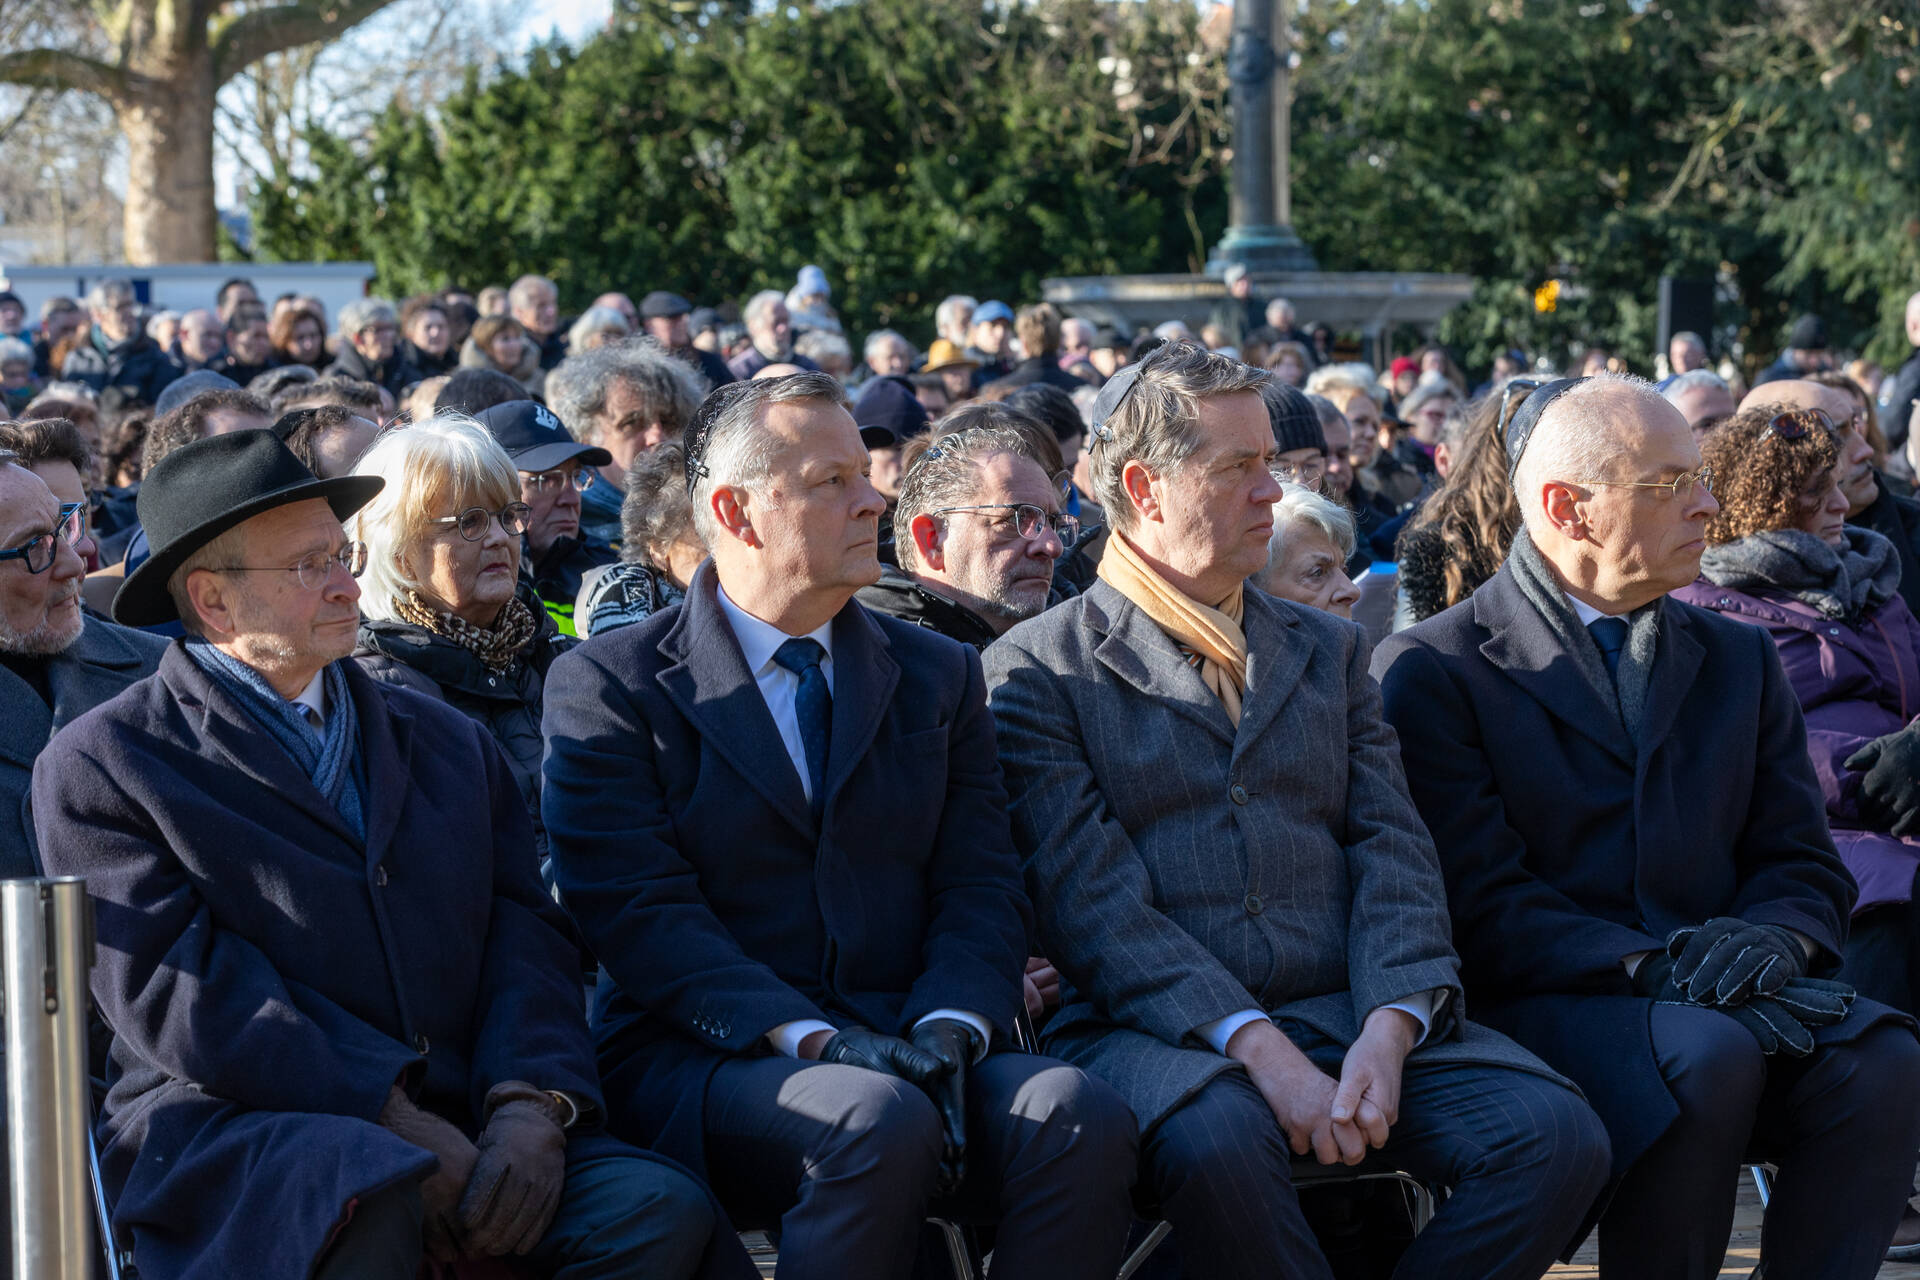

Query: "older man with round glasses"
left=1377, top=372, right=1920, bottom=1279
left=32, top=428, right=751, bottom=1280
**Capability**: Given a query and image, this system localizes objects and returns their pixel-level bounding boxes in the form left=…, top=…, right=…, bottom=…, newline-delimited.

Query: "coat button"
left=414, top=1033, right=430, bottom=1055
left=1829, top=627, right=1841, bottom=636
left=1230, top=784, right=1249, bottom=805
left=1244, top=893, right=1264, bottom=916
left=487, top=675, right=498, bottom=687
left=375, top=865, right=389, bottom=887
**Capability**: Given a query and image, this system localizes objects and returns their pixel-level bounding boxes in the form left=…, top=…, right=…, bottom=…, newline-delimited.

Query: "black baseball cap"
left=475, top=400, right=612, bottom=472
left=852, top=376, right=930, bottom=448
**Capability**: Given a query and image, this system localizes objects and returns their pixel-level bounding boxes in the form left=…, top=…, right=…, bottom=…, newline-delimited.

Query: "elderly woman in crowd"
left=567, top=305, right=632, bottom=356
left=576, top=442, right=702, bottom=636
left=1673, top=404, right=1920, bottom=1015
left=348, top=416, right=572, bottom=863
left=1253, top=482, right=1361, bottom=617
left=461, top=314, right=544, bottom=397
left=323, top=298, right=417, bottom=396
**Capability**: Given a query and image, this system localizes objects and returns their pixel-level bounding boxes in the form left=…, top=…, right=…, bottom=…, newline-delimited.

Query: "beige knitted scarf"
left=1098, top=531, right=1248, bottom=725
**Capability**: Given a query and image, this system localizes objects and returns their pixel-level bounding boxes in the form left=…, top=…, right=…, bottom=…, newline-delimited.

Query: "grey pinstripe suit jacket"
left=983, top=580, right=1565, bottom=1130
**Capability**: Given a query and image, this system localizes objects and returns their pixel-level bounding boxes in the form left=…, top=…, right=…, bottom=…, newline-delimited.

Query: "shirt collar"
left=1563, top=592, right=1626, bottom=627
left=716, top=582, right=835, bottom=673
left=291, top=668, right=327, bottom=724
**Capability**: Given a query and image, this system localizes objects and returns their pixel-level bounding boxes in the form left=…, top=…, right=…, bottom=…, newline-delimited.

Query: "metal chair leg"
left=1750, top=1163, right=1773, bottom=1209
left=928, top=1217, right=977, bottom=1280
left=1115, top=1220, right=1172, bottom=1280
left=89, top=1126, right=128, bottom=1280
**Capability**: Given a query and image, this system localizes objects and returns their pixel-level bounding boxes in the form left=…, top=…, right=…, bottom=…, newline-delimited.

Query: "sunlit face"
left=868, top=338, right=912, bottom=379
left=513, top=285, right=559, bottom=336
left=971, top=319, right=1010, bottom=356
left=749, top=302, right=793, bottom=359
left=1409, top=394, right=1455, bottom=446
left=353, top=317, right=399, bottom=363
left=406, top=308, right=449, bottom=357
left=1794, top=465, right=1850, bottom=548
left=230, top=315, right=274, bottom=364
left=179, top=311, right=225, bottom=364
left=910, top=451, right=1063, bottom=633
left=1124, top=391, right=1282, bottom=602
left=724, top=400, right=886, bottom=600
left=0, top=467, right=85, bottom=654
left=1256, top=521, right=1359, bottom=618
left=1341, top=394, right=1380, bottom=469
left=596, top=379, right=669, bottom=488
left=93, top=294, right=138, bottom=344
left=410, top=491, right=522, bottom=626
left=285, top=316, right=326, bottom=364
left=189, top=500, right=363, bottom=683
left=1742, top=381, right=1876, bottom=514
left=487, top=328, right=525, bottom=370
left=1271, top=353, right=1306, bottom=387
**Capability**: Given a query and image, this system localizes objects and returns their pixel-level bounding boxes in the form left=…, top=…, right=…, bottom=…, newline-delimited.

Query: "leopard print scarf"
left=394, top=590, right=537, bottom=674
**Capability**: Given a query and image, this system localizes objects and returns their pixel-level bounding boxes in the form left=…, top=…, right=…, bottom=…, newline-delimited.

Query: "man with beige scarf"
left=981, top=341, right=1610, bottom=1279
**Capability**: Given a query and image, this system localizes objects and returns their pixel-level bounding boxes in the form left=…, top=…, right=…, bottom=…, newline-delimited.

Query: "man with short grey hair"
left=727, top=290, right=818, bottom=381
left=934, top=295, right=977, bottom=350
left=62, top=277, right=182, bottom=407
left=1662, top=367, right=1736, bottom=433
left=988, top=341, right=1608, bottom=1280
left=548, top=340, right=709, bottom=544
left=177, top=308, right=227, bottom=370
left=324, top=299, right=416, bottom=396
left=1668, top=330, right=1709, bottom=375
left=544, top=372, right=1137, bottom=1280
left=858, top=329, right=913, bottom=387
left=859, top=425, right=1071, bottom=647
left=1378, top=372, right=1920, bottom=1279
left=509, top=274, right=567, bottom=369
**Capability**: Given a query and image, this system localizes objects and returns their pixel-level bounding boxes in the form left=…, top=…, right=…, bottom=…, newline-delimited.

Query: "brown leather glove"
left=377, top=1086, right=479, bottom=1262
left=456, top=1081, right=570, bottom=1256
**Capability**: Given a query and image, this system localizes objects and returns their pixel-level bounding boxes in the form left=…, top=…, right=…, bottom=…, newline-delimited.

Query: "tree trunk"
left=118, top=49, right=218, bottom=264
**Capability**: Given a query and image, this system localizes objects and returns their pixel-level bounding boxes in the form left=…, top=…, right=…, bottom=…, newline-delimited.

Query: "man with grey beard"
left=858, top=425, right=1074, bottom=647
left=0, top=452, right=165, bottom=877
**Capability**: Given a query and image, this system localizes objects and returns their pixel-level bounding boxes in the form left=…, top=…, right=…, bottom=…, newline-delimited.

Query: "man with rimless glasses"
left=1378, top=373, right=1920, bottom=1278
left=475, top=399, right=617, bottom=636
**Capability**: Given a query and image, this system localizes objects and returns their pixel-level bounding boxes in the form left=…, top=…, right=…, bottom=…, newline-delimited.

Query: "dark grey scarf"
left=1697, top=527, right=1899, bottom=623
left=1507, top=525, right=1662, bottom=742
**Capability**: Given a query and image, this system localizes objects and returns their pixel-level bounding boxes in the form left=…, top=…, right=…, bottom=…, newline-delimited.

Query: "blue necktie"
left=773, top=638, right=832, bottom=818
left=1589, top=616, right=1629, bottom=687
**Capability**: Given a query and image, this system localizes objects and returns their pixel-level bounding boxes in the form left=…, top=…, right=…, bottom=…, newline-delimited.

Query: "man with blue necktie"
left=542, top=372, right=1136, bottom=1280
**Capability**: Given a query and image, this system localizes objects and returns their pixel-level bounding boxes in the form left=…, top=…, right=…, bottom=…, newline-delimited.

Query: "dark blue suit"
left=542, top=562, right=1136, bottom=1280
left=32, top=645, right=750, bottom=1280
left=1374, top=565, right=1920, bottom=1277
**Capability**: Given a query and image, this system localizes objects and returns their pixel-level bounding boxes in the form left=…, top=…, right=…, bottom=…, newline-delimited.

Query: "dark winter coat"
left=1373, top=563, right=1905, bottom=1183
left=1885, top=348, right=1920, bottom=454
left=541, top=561, right=1031, bottom=1173
left=1674, top=572, right=1920, bottom=914
left=855, top=563, right=1001, bottom=649
left=983, top=355, right=1088, bottom=397
left=30, top=647, right=624, bottom=1280
left=353, top=595, right=573, bottom=865
left=61, top=330, right=182, bottom=409
left=323, top=342, right=421, bottom=397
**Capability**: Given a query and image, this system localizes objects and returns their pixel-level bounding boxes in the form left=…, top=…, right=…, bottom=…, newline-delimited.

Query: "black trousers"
left=702, top=1051, right=1137, bottom=1280
left=1140, top=1033, right=1611, bottom=1280
left=1597, top=1002, right=1920, bottom=1280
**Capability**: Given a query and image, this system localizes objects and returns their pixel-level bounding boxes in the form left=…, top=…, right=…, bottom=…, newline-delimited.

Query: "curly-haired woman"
left=1392, top=390, right=1521, bottom=627
left=1675, top=405, right=1920, bottom=1018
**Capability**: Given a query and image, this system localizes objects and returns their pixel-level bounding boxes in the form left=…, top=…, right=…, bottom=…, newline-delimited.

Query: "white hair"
left=345, top=414, right=521, bottom=620
left=1661, top=368, right=1729, bottom=403
left=508, top=275, right=556, bottom=310
left=1513, top=372, right=1667, bottom=535
left=337, top=297, right=396, bottom=338
left=935, top=296, right=977, bottom=342
left=566, top=306, right=631, bottom=353
left=1267, top=481, right=1356, bottom=565
left=1303, top=362, right=1380, bottom=403
left=863, top=329, right=911, bottom=361
left=0, top=337, right=32, bottom=366
left=743, top=290, right=787, bottom=330
left=689, top=371, right=850, bottom=546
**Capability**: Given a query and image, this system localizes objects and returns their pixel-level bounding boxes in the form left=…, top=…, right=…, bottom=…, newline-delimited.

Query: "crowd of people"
left=4, top=262, right=1920, bottom=1280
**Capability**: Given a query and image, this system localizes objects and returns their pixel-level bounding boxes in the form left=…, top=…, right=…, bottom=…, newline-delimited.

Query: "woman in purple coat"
left=1678, top=404, right=1920, bottom=1011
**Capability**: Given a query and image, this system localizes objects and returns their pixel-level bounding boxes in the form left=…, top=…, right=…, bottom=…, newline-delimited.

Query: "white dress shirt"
left=714, top=585, right=991, bottom=1061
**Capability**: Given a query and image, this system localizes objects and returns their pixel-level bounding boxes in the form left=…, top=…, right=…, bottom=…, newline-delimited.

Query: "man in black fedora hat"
left=31, top=429, right=752, bottom=1280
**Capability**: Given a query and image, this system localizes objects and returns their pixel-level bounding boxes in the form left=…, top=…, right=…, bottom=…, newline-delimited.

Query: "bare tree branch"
left=0, top=48, right=133, bottom=103
left=211, top=0, right=403, bottom=85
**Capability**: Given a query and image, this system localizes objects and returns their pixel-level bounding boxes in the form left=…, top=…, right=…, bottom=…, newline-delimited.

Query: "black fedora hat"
left=114, top=429, right=384, bottom=627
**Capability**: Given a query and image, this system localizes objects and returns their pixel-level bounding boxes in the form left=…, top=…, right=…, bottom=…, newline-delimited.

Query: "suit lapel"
left=656, top=567, right=815, bottom=838
left=1088, top=582, right=1236, bottom=745
left=1232, top=590, right=1311, bottom=759
left=0, top=666, right=52, bottom=769
left=349, top=664, right=412, bottom=860
left=1473, top=569, right=1636, bottom=766
left=1634, top=602, right=1705, bottom=763
left=822, top=604, right=899, bottom=812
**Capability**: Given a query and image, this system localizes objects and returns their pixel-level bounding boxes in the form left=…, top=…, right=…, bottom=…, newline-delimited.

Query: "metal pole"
left=4, top=878, right=95, bottom=1280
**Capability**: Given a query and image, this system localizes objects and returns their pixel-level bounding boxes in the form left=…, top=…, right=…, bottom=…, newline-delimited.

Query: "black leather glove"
left=819, top=1026, right=947, bottom=1085
left=910, top=1018, right=978, bottom=1196
left=456, top=1082, right=569, bottom=1256
left=1667, top=918, right=1805, bottom=1007
left=1628, top=948, right=1686, bottom=1002
left=1847, top=726, right=1920, bottom=837
left=378, top=1086, right=479, bottom=1262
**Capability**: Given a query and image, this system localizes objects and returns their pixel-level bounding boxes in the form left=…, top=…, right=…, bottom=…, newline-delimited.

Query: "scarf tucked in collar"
left=394, top=591, right=537, bottom=674
left=1698, top=527, right=1899, bottom=624
left=1507, top=525, right=1662, bottom=742
left=186, top=641, right=366, bottom=839
left=1098, top=531, right=1248, bottom=726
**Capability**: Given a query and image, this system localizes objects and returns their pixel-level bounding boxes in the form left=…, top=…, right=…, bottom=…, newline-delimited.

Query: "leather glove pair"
left=1667, top=917, right=1805, bottom=1007
left=458, top=1082, right=571, bottom=1256
left=1639, top=922, right=1856, bottom=1059
left=1847, top=724, right=1920, bottom=837
left=377, top=1086, right=479, bottom=1262
left=1721, top=978, right=1855, bottom=1057
left=821, top=1021, right=978, bottom=1195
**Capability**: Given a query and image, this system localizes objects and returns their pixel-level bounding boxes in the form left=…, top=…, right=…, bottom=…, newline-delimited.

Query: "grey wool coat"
left=982, top=580, right=1567, bottom=1131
